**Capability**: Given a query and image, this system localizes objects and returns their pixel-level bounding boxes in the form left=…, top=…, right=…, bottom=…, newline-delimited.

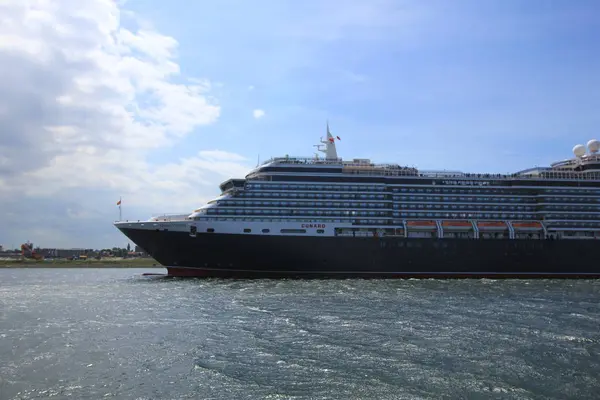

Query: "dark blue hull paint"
left=118, top=228, right=600, bottom=278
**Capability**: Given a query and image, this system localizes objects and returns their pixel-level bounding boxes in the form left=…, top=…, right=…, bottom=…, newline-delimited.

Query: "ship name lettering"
left=301, top=224, right=326, bottom=229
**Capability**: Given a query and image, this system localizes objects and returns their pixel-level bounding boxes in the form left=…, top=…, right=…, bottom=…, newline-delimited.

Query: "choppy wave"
left=1, top=269, right=599, bottom=399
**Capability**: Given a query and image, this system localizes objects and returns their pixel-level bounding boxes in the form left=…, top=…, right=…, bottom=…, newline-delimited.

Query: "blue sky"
left=0, top=0, right=599, bottom=249
left=130, top=0, right=600, bottom=170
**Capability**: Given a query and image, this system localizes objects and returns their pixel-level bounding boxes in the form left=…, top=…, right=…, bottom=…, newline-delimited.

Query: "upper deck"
left=250, top=156, right=600, bottom=182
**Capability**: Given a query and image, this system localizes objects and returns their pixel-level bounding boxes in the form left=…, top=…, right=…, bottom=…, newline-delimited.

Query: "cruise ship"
left=115, top=127, right=600, bottom=278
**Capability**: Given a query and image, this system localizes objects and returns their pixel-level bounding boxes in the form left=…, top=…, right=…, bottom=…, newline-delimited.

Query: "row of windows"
left=245, top=185, right=538, bottom=196
left=220, top=203, right=595, bottom=213
left=393, top=212, right=538, bottom=220
left=239, top=192, right=386, bottom=200
left=206, top=209, right=389, bottom=217
left=391, top=187, right=529, bottom=195
left=221, top=201, right=388, bottom=208
left=208, top=204, right=600, bottom=217
left=544, top=214, right=600, bottom=220
left=394, top=204, right=535, bottom=211
left=544, top=189, right=600, bottom=194
left=233, top=194, right=600, bottom=208
left=236, top=192, right=573, bottom=203
left=393, top=196, right=535, bottom=203
left=213, top=207, right=536, bottom=216
left=240, top=188, right=600, bottom=200
left=245, top=183, right=600, bottom=195
left=246, top=184, right=383, bottom=192
left=392, top=187, right=599, bottom=195
left=541, top=196, right=600, bottom=203
left=546, top=221, right=600, bottom=226
left=195, top=217, right=347, bottom=223
left=354, top=219, right=393, bottom=225
left=195, top=217, right=600, bottom=229
left=221, top=202, right=541, bottom=211
left=197, top=216, right=392, bottom=225
left=206, top=208, right=593, bottom=220
left=541, top=205, right=600, bottom=211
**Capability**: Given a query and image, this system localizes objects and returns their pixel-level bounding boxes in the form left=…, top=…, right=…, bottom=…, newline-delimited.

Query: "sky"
left=0, top=0, right=599, bottom=249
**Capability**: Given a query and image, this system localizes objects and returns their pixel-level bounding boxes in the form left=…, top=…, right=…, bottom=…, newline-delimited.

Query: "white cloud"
left=253, top=109, right=265, bottom=119
left=199, top=150, right=248, bottom=162
left=0, top=0, right=249, bottom=248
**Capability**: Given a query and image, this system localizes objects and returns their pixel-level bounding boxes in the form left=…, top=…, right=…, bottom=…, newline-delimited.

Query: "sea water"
left=1, top=268, right=599, bottom=399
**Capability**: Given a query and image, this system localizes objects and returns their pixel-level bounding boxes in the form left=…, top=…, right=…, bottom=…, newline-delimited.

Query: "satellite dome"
left=573, top=144, right=586, bottom=157
left=587, top=139, right=600, bottom=153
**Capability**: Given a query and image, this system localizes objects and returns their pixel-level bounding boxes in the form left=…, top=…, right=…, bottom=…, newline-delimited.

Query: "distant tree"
left=127, top=243, right=131, bottom=252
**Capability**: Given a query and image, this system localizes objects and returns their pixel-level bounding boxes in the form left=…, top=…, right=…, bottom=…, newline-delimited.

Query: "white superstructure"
left=116, top=127, right=600, bottom=241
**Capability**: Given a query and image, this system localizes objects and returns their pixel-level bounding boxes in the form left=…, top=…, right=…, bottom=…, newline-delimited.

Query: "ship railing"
left=343, top=170, right=600, bottom=180
left=551, top=154, right=600, bottom=168
left=262, top=156, right=416, bottom=170
left=262, top=157, right=343, bottom=166
left=149, top=213, right=192, bottom=222
left=343, top=168, right=419, bottom=177
left=535, top=171, right=600, bottom=180
left=418, top=171, right=600, bottom=181
left=261, top=157, right=600, bottom=180
left=419, top=170, right=467, bottom=178
left=550, top=159, right=577, bottom=168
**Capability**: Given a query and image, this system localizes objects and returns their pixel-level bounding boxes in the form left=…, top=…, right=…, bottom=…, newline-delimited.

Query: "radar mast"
left=314, top=121, right=339, bottom=160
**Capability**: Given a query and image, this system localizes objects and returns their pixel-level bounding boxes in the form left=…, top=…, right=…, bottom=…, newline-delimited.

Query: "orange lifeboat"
left=442, top=220, right=472, bottom=229
left=406, top=220, right=437, bottom=229
left=512, top=221, right=543, bottom=230
left=477, top=221, right=508, bottom=230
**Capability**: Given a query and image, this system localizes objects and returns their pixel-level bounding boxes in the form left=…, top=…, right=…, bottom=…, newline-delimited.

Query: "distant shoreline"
left=0, top=265, right=166, bottom=269
left=0, top=258, right=164, bottom=269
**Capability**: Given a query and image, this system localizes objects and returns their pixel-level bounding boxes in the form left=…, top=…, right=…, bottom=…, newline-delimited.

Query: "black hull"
left=118, top=228, right=600, bottom=278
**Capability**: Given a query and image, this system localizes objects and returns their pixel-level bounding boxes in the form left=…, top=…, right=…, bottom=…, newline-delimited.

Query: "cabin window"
left=317, top=229, right=325, bottom=234
left=206, top=228, right=214, bottom=233
left=262, top=229, right=270, bottom=233
left=244, top=228, right=251, bottom=233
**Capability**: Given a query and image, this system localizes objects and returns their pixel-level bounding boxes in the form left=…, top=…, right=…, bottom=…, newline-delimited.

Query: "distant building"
left=0, top=245, right=3, bottom=252
left=134, top=245, right=148, bottom=256
left=40, top=248, right=94, bottom=258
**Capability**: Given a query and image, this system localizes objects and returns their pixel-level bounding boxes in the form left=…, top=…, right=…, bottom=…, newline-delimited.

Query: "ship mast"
left=314, top=121, right=338, bottom=160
